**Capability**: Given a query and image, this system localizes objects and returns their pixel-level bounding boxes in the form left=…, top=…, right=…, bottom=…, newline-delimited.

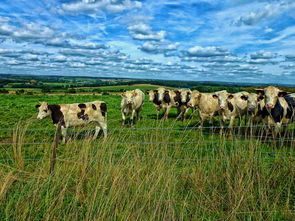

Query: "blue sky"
left=0, top=0, right=295, bottom=84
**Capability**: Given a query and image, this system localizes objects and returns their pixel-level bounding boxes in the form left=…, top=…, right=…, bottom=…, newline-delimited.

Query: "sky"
left=0, top=0, right=295, bottom=84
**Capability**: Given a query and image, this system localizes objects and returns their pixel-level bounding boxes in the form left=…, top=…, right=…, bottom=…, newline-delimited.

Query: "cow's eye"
left=44, top=109, right=48, bottom=113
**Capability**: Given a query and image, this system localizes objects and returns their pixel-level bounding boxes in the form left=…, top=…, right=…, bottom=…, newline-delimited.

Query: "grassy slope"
left=0, top=92, right=294, bottom=220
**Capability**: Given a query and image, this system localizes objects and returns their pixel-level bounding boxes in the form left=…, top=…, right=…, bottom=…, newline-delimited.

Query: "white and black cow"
left=36, top=101, right=107, bottom=143
left=147, top=88, right=164, bottom=119
left=174, top=89, right=192, bottom=120
left=212, top=90, right=249, bottom=136
left=255, top=86, right=295, bottom=135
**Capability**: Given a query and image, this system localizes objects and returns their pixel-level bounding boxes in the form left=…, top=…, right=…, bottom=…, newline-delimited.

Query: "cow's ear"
left=121, top=93, right=126, bottom=97
left=254, top=89, right=264, bottom=95
left=241, top=95, right=248, bottom=100
left=278, top=91, right=288, bottom=97
left=153, top=89, right=158, bottom=93
left=212, top=94, right=218, bottom=99
left=35, top=104, right=41, bottom=109
left=228, top=94, right=234, bottom=99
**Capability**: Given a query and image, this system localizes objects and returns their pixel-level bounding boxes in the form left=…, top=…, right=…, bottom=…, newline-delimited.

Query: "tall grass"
left=0, top=122, right=294, bottom=220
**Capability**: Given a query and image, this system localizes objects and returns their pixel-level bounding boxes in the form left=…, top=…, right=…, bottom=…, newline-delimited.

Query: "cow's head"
left=121, top=90, right=138, bottom=105
left=148, top=90, right=157, bottom=102
left=35, top=102, right=51, bottom=120
left=212, top=90, right=233, bottom=110
left=180, top=90, right=191, bottom=104
left=241, top=93, right=264, bottom=113
left=255, top=86, right=287, bottom=110
left=187, top=90, right=201, bottom=107
left=157, top=88, right=167, bottom=102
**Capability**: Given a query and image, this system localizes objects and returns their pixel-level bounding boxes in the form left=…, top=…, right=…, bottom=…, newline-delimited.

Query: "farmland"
left=0, top=82, right=295, bottom=220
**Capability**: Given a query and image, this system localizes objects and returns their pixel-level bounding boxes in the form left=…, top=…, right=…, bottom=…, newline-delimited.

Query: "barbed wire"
left=0, top=123, right=294, bottom=131
left=0, top=137, right=295, bottom=146
left=1, top=155, right=295, bottom=163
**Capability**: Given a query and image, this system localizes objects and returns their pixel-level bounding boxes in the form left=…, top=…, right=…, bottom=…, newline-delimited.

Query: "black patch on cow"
left=92, top=104, right=97, bottom=110
left=77, top=103, right=89, bottom=120
left=48, top=105, right=65, bottom=125
left=173, top=91, right=181, bottom=105
left=163, top=91, right=171, bottom=104
left=77, top=111, right=89, bottom=121
left=284, top=95, right=295, bottom=119
left=35, top=104, right=40, bottom=109
left=227, top=102, right=234, bottom=112
left=100, top=103, right=107, bottom=117
left=269, top=100, right=284, bottom=123
left=78, top=103, right=86, bottom=109
left=153, top=92, right=161, bottom=105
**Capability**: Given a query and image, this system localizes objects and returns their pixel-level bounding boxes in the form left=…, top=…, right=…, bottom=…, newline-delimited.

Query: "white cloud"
left=236, top=1, right=295, bottom=25
left=250, top=51, right=275, bottom=59
left=185, top=46, right=230, bottom=57
left=61, top=0, right=142, bottom=14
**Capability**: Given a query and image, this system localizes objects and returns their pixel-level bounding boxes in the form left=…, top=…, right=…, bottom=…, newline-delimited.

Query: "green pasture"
left=0, top=92, right=294, bottom=220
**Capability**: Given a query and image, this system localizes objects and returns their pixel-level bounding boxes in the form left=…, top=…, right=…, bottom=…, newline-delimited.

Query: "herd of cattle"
left=35, top=86, right=295, bottom=142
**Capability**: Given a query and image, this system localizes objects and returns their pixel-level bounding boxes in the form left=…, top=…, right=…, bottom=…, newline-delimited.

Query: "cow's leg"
left=61, top=126, right=67, bottom=144
left=130, top=109, right=136, bottom=126
left=93, top=125, right=101, bottom=140
left=156, top=106, right=160, bottom=120
left=198, top=113, right=204, bottom=130
left=165, top=106, right=171, bottom=120
left=219, top=118, right=225, bottom=137
left=162, top=106, right=170, bottom=120
left=98, top=121, right=107, bottom=139
left=137, top=106, right=142, bottom=121
left=228, top=116, right=235, bottom=138
left=121, top=110, right=126, bottom=126
left=183, top=107, right=189, bottom=121
left=176, top=107, right=183, bottom=121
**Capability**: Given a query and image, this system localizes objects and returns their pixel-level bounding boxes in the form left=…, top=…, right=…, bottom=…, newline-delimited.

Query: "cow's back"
left=199, top=93, right=219, bottom=114
left=60, top=101, right=107, bottom=127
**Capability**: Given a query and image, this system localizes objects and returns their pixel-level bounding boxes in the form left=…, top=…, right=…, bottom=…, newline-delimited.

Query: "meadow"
left=0, top=91, right=294, bottom=220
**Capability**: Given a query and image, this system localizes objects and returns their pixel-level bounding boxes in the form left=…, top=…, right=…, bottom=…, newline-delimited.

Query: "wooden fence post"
left=50, top=122, right=61, bottom=174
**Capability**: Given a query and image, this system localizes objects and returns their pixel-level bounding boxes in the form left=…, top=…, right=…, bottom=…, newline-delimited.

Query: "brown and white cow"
left=148, top=88, right=179, bottom=120
left=175, top=89, right=192, bottom=120
left=36, top=101, right=107, bottom=143
left=212, top=90, right=249, bottom=136
left=187, top=90, right=220, bottom=128
left=147, top=88, right=164, bottom=119
left=254, top=86, right=294, bottom=134
left=121, top=89, right=145, bottom=126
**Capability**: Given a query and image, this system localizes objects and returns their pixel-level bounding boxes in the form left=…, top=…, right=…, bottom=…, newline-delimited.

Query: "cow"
left=174, top=89, right=192, bottom=120
left=254, top=86, right=295, bottom=136
left=35, top=101, right=107, bottom=143
left=121, top=89, right=145, bottom=126
left=241, top=93, right=266, bottom=124
left=147, top=89, right=163, bottom=119
left=187, top=90, right=220, bottom=129
left=212, top=90, right=250, bottom=136
left=157, top=89, right=182, bottom=120
left=148, top=88, right=177, bottom=120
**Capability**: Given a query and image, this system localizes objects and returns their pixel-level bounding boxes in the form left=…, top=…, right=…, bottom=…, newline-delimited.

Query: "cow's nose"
left=128, top=101, right=133, bottom=104
left=188, top=103, right=192, bottom=107
left=220, top=106, right=225, bottom=110
left=266, top=103, right=274, bottom=108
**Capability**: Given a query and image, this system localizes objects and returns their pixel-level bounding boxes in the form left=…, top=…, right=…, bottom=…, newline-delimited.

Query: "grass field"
left=0, top=92, right=294, bottom=220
